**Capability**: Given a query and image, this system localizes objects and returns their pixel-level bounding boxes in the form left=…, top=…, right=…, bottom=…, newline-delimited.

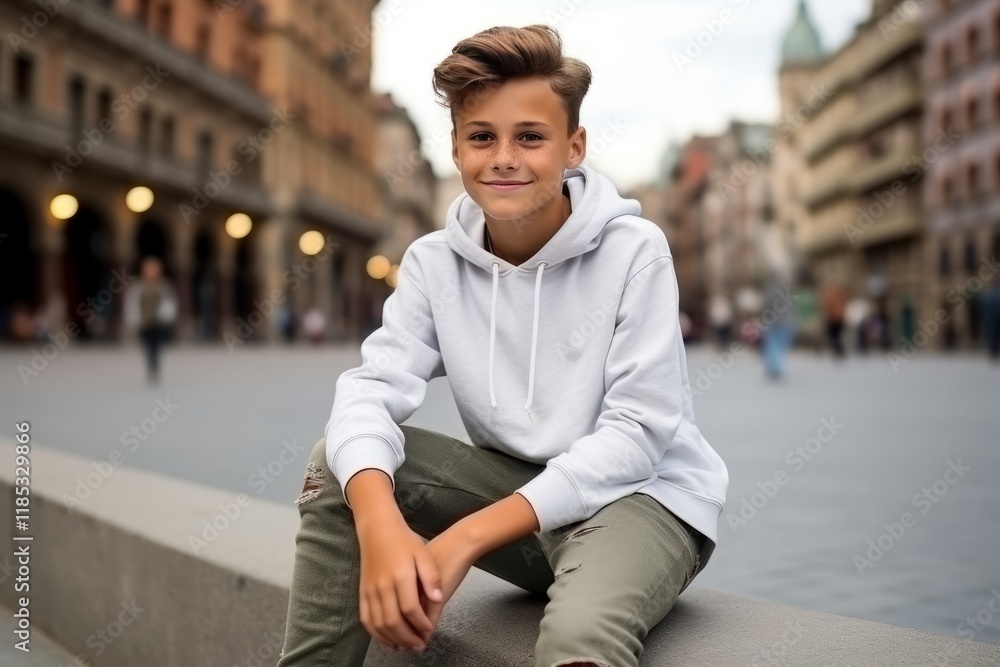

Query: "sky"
left=371, top=0, right=871, bottom=191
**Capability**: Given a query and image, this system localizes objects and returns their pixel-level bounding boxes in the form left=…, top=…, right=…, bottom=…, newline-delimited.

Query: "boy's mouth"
left=482, top=180, right=531, bottom=192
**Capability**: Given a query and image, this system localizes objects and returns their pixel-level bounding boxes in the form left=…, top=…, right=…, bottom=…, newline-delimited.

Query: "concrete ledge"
left=3, top=439, right=999, bottom=667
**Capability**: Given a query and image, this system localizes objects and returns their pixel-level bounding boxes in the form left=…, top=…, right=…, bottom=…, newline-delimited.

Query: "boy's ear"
left=451, top=129, right=461, bottom=170
left=567, top=125, right=586, bottom=170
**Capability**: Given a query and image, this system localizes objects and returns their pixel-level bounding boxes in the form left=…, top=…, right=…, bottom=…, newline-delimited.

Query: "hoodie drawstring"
left=487, top=261, right=548, bottom=424
left=488, top=262, right=499, bottom=423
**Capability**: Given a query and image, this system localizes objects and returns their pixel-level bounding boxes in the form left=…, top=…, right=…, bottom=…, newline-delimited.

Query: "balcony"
left=856, top=19, right=923, bottom=81
left=852, top=205, right=924, bottom=248
left=854, top=79, right=922, bottom=137
left=849, top=139, right=922, bottom=194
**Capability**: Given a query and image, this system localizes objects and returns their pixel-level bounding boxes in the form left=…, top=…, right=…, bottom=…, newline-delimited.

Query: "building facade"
left=779, top=0, right=927, bottom=342
left=0, top=0, right=406, bottom=346
left=924, top=0, right=1000, bottom=349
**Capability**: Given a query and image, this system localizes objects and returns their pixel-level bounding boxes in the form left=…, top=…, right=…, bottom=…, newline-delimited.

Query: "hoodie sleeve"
left=325, top=246, right=445, bottom=508
left=514, top=255, right=685, bottom=534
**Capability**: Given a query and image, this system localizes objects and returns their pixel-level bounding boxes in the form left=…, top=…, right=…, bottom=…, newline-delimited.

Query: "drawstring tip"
left=489, top=406, right=496, bottom=422
left=527, top=409, right=537, bottom=423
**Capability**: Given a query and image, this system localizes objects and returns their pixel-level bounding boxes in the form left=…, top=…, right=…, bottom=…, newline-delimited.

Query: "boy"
left=277, top=24, right=729, bottom=667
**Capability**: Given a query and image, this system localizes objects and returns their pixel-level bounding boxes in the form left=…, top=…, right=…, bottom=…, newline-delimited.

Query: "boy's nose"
left=490, top=141, right=519, bottom=169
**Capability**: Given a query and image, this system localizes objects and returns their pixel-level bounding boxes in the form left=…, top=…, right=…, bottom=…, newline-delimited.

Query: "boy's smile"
left=451, top=76, right=586, bottom=266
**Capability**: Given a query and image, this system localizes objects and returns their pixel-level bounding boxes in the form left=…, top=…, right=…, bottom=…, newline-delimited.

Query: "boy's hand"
left=418, top=526, right=480, bottom=638
left=357, top=520, right=443, bottom=653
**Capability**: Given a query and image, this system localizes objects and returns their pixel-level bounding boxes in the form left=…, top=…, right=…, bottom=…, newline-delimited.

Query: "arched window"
left=966, top=94, right=979, bottom=130
left=941, top=173, right=954, bottom=205
left=966, top=160, right=980, bottom=196
left=941, top=105, right=953, bottom=132
left=967, top=25, right=979, bottom=62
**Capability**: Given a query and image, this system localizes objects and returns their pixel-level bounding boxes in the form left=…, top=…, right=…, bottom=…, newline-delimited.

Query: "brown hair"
left=431, top=24, right=592, bottom=135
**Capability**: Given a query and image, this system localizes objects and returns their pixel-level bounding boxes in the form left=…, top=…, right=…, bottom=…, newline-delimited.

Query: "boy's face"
left=451, top=76, right=586, bottom=224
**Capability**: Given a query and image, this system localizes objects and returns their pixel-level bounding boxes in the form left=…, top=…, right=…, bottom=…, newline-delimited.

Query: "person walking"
left=760, top=271, right=797, bottom=380
left=821, top=280, right=847, bottom=359
left=124, top=256, right=177, bottom=384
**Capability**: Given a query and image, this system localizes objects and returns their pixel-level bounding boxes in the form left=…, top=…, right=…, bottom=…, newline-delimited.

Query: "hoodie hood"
left=444, top=164, right=642, bottom=424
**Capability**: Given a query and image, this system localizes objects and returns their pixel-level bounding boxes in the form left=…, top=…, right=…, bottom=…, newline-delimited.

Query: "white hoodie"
left=325, top=163, right=729, bottom=582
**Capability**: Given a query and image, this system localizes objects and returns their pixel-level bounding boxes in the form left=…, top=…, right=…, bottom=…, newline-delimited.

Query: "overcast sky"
left=371, top=0, right=871, bottom=190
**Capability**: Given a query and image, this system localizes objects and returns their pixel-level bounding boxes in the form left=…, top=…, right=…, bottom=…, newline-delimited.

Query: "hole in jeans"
left=295, top=462, right=325, bottom=507
left=569, top=525, right=606, bottom=539
left=554, top=563, right=581, bottom=577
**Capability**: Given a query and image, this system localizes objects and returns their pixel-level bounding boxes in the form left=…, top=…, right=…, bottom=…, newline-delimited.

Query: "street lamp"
left=299, top=230, right=325, bottom=255
left=50, top=194, right=78, bottom=220
left=367, top=255, right=390, bottom=280
left=125, top=186, right=154, bottom=213
left=226, top=213, right=252, bottom=239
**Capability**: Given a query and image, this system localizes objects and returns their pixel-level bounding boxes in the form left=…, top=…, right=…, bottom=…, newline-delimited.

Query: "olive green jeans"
left=276, top=425, right=705, bottom=667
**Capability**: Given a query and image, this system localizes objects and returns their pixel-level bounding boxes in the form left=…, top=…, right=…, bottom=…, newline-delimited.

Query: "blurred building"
left=373, top=92, right=438, bottom=263
left=924, top=0, right=1000, bottom=349
left=254, top=0, right=390, bottom=342
left=703, top=121, right=778, bottom=301
left=665, top=135, right=713, bottom=331
left=773, top=0, right=825, bottom=272
left=0, top=0, right=414, bottom=345
left=778, top=0, right=926, bottom=339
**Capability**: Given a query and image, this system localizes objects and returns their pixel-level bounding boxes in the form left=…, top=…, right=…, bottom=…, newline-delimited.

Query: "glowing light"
left=299, top=230, right=325, bottom=255
left=226, top=213, right=252, bottom=239
left=50, top=194, right=79, bottom=220
left=367, top=255, right=391, bottom=279
left=125, top=186, right=154, bottom=212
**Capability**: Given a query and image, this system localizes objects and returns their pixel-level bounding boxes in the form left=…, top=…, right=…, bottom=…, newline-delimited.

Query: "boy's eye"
left=468, top=133, right=544, bottom=142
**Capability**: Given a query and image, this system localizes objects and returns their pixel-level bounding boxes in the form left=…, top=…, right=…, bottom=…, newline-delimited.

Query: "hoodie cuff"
left=514, top=463, right=584, bottom=534
left=329, top=436, right=398, bottom=509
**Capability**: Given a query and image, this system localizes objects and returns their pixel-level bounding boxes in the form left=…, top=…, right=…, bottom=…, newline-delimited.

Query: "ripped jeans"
left=276, top=425, right=706, bottom=667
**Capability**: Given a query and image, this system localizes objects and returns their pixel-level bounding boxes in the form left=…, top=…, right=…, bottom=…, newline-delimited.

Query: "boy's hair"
left=432, top=24, right=592, bottom=136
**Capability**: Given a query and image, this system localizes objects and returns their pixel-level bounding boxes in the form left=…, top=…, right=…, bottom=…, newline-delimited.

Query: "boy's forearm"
left=456, top=492, right=541, bottom=558
left=344, top=469, right=405, bottom=530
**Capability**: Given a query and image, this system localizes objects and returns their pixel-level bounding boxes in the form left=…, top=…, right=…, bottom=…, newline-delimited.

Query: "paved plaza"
left=1, top=340, right=998, bottom=647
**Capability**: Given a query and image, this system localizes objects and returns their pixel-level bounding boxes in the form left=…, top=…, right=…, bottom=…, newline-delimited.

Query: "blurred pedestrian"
left=981, top=282, right=1000, bottom=363
left=899, top=295, right=915, bottom=346
left=760, top=271, right=797, bottom=379
left=302, top=307, right=326, bottom=345
left=793, top=268, right=821, bottom=353
left=277, top=304, right=296, bottom=343
left=821, top=280, right=847, bottom=359
left=845, top=296, right=870, bottom=354
left=124, top=257, right=177, bottom=384
left=708, top=293, right=733, bottom=350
